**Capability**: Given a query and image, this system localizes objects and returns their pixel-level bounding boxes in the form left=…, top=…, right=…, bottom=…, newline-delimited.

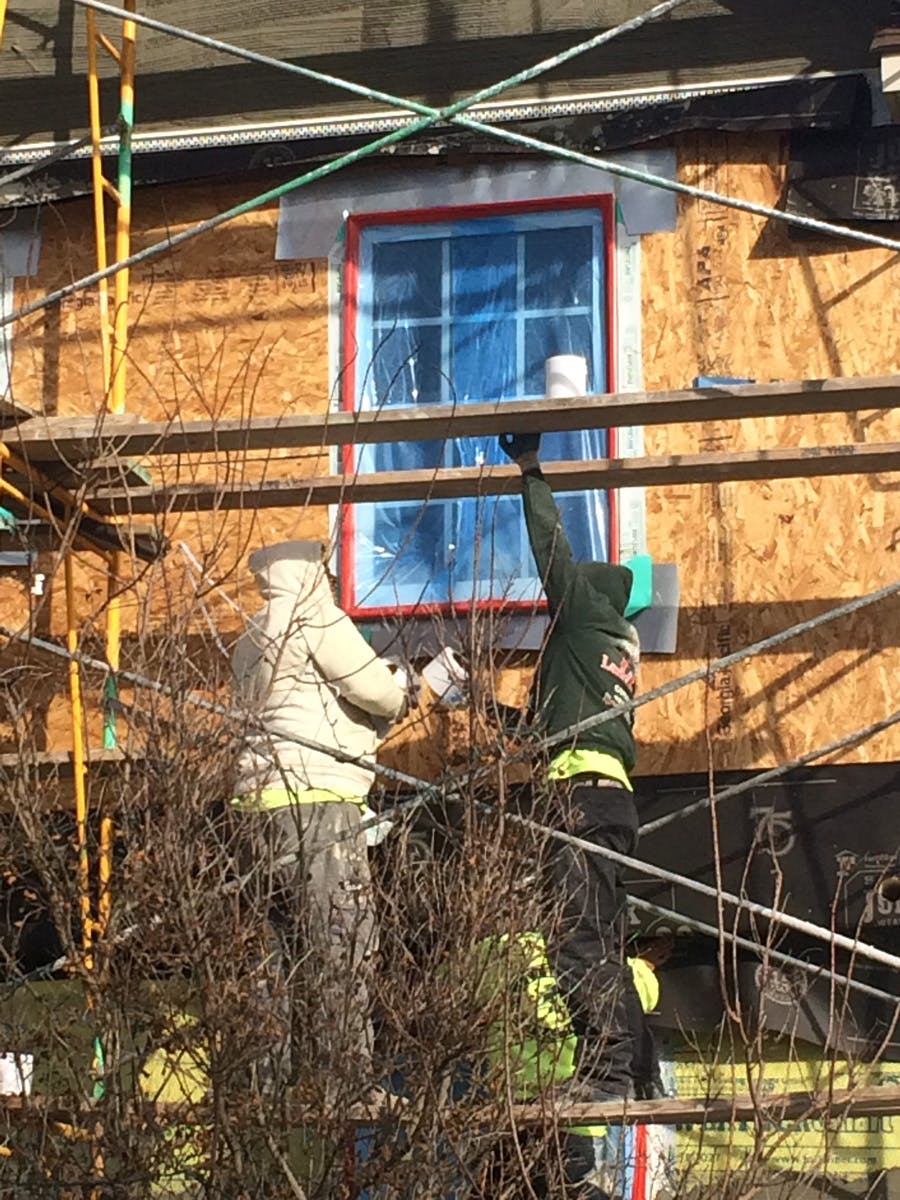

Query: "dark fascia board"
left=449, top=76, right=866, bottom=157
left=0, top=77, right=866, bottom=209
left=871, top=0, right=900, bottom=50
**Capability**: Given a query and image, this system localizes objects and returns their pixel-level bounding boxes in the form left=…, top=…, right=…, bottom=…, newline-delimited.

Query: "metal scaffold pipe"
left=513, top=813, right=900, bottom=975
left=6, top=0, right=691, bottom=330
left=0, top=131, right=109, bottom=191
left=628, top=896, right=900, bottom=1008
left=1, top=578, right=897, bottom=804
left=640, top=709, right=900, bottom=837
left=65, top=0, right=900, bottom=253
left=542, top=579, right=900, bottom=752
left=1, top=576, right=899, bottom=978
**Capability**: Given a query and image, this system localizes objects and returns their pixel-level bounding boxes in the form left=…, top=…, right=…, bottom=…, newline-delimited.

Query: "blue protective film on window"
left=351, top=210, right=610, bottom=612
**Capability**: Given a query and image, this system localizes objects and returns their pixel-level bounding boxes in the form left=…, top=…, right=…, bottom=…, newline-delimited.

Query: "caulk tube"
left=545, top=354, right=588, bottom=400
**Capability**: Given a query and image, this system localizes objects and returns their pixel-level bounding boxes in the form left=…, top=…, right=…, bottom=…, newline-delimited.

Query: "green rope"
left=102, top=675, right=118, bottom=750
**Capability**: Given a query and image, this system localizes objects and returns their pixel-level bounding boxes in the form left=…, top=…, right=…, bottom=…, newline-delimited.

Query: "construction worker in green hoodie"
left=500, top=431, right=643, bottom=1197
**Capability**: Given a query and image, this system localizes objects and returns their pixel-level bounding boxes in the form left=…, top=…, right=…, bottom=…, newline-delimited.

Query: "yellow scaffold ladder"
left=71, top=0, right=137, bottom=975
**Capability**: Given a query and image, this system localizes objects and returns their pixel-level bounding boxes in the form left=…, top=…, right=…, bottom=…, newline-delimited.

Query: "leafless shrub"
left=0, top=403, right=895, bottom=1200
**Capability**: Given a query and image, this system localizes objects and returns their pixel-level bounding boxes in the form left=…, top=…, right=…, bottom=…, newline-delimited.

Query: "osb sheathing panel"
left=9, top=182, right=331, bottom=629
left=634, top=133, right=899, bottom=776
left=7, top=183, right=331, bottom=752
left=5, top=137, right=900, bottom=773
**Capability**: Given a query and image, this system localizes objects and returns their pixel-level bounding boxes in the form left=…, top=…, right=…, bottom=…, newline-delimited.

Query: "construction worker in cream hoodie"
left=231, top=540, right=408, bottom=1102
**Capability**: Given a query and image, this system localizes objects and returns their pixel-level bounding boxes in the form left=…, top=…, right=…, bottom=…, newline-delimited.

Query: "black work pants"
left=542, top=780, right=641, bottom=1100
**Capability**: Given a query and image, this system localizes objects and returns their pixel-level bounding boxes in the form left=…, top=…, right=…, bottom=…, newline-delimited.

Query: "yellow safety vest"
left=476, top=933, right=658, bottom=1133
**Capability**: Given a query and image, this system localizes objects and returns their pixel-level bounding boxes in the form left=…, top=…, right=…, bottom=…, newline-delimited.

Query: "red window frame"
left=340, top=195, right=619, bottom=619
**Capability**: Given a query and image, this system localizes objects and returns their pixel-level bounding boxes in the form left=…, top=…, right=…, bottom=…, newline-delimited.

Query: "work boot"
left=554, top=1081, right=632, bottom=1200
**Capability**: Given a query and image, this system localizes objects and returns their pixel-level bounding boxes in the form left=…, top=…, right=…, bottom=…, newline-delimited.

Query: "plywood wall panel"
left=633, top=133, right=899, bottom=777
left=10, top=184, right=333, bottom=647
left=6, top=184, right=335, bottom=756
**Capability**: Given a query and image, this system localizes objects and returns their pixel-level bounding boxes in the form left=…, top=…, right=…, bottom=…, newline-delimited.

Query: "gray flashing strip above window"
left=276, top=153, right=677, bottom=259
left=365, top=563, right=680, bottom=658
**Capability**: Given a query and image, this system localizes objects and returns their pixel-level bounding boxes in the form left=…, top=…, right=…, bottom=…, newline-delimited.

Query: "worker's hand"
left=498, top=432, right=541, bottom=470
left=387, top=662, right=421, bottom=716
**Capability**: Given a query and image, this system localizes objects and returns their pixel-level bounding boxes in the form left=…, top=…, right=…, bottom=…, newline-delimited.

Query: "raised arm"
left=499, top=433, right=576, bottom=611
left=305, top=600, right=407, bottom=720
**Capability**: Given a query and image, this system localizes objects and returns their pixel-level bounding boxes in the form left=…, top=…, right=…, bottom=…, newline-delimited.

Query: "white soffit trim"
left=0, top=70, right=856, bottom=166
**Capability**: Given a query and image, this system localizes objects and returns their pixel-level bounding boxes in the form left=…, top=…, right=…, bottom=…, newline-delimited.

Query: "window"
left=340, top=197, right=617, bottom=617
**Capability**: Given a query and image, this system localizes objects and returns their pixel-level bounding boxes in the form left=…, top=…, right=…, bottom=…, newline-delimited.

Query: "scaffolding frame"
left=0, top=0, right=898, bottom=1164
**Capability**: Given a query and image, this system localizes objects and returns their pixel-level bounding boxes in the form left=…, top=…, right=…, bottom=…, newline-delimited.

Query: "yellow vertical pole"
left=82, top=11, right=138, bottom=1145
left=86, top=0, right=136, bottom=937
left=85, top=4, right=112, bottom=963
left=65, top=553, right=93, bottom=968
left=0, top=0, right=9, bottom=49
left=85, top=12, right=112, bottom=399
left=110, top=4, right=135, bottom=419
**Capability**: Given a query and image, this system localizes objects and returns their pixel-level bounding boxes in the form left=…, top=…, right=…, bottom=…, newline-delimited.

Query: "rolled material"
left=545, top=355, right=588, bottom=400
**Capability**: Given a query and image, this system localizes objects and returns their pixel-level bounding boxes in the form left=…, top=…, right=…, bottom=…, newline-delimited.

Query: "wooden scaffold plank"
left=86, top=442, right=900, bottom=515
left=3, top=374, right=899, bottom=463
left=0, top=748, right=129, bottom=778
left=1, top=1084, right=900, bottom=1128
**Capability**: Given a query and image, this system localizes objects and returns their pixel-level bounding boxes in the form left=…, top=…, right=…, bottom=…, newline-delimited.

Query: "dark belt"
left=555, top=773, right=627, bottom=790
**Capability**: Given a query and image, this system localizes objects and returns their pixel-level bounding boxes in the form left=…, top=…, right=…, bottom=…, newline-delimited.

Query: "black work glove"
left=498, top=432, right=541, bottom=467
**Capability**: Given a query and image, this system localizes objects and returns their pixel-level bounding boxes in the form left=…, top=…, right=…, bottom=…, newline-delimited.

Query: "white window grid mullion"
left=589, top=217, right=609, bottom=562
left=357, top=236, right=374, bottom=413
left=440, top=236, right=454, bottom=576
left=515, top=232, right=527, bottom=395
left=373, top=305, right=590, bottom=330
left=515, top=231, right=532, bottom=580
left=592, top=219, right=603, bottom=396
left=440, top=237, right=452, bottom=422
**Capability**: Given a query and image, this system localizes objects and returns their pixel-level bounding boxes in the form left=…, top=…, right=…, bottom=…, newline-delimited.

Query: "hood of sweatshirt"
left=576, top=562, right=633, bottom=617
left=247, top=540, right=331, bottom=608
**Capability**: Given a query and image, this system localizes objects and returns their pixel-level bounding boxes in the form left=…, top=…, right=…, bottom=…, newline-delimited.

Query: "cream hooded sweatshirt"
left=232, top=541, right=406, bottom=802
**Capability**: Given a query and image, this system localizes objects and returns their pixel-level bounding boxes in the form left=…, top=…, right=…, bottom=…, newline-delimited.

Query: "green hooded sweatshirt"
left=522, top=467, right=639, bottom=780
